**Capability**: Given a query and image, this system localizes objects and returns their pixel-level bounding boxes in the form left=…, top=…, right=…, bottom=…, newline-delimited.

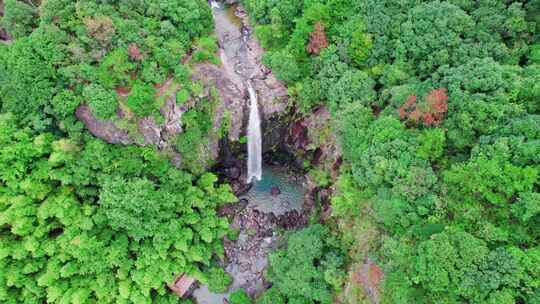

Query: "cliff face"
left=76, top=3, right=338, bottom=178
left=76, top=77, right=187, bottom=148
left=211, top=3, right=288, bottom=142
left=77, top=3, right=290, bottom=169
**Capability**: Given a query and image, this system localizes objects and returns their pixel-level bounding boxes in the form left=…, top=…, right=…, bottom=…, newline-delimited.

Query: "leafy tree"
left=263, top=225, right=344, bottom=304
left=1, top=0, right=36, bottom=39
left=327, top=69, right=376, bottom=110
left=206, top=267, right=232, bottom=293
left=0, top=113, right=237, bottom=303
left=229, top=289, right=252, bottom=304
left=262, top=49, right=303, bottom=84
left=126, top=80, right=157, bottom=117
left=83, top=84, right=118, bottom=120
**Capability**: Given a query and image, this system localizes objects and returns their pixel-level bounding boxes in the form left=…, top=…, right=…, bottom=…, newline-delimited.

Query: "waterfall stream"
left=246, top=81, right=262, bottom=183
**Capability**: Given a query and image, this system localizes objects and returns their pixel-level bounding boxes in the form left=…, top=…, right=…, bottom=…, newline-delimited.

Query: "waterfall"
left=246, top=81, right=262, bottom=183
left=210, top=0, right=220, bottom=9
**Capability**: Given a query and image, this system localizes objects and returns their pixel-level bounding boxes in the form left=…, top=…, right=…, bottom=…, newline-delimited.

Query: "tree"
left=206, top=267, right=232, bottom=293
left=306, top=22, right=328, bottom=55
left=126, top=80, right=157, bottom=117
left=327, top=69, right=376, bottom=110
left=263, top=225, right=344, bottom=304
left=83, top=84, right=118, bottom=120
left=1, top=0, right=36, bottom=39
left=229, top=289, right=252, bottom=304
left=0, top=113, right=237, bottom=303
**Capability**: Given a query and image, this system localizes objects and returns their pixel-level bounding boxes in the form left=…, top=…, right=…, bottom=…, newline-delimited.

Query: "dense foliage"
left=0, top=0, right=213, bottom=133
left=0, top=114, right=237, bottom=303
left=0, top=1, right=237, bottom=303
left=258, top=225, right=345, bottom=304
left=243, top=0, right=540, bottom=302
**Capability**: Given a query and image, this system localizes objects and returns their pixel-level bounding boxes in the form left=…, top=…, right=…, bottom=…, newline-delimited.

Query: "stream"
left=193, top=166, right=306, bottom=303
left=192, top=2, right=307, bottom=303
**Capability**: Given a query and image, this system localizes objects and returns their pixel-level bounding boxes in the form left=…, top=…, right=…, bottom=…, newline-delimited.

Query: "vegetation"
left=229, top=289, right=252, bottom=304
left=260, top=225, right=345, bottom=304
left=205, top=267, right=233, bottom=293
left=1, top=0, right=539, bottom=303
left=0, top=1, right=236, bottom=303
left=243, top=0, right=540, bottom=303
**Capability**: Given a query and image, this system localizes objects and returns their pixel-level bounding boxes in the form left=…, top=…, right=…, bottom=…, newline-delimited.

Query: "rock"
left=351, top=260, right=384, bottom=304
left=160, top=98, right=184, bottom=140
left=138, top=117, right=161, bottom=145
left=209, top=5, right=289, bottom=148
left=318, top=188, right=332, bottom=203
left=276, top=210, right=307, bottom=230
left=77, top=75, right=186, bottom=147
left=192, top=63, right=244, bottom=141
left=75, top=105, right=133, bottom=145
left=270, top=186, right=281, bottom=196
left=225, top=166, right=241, bottom=180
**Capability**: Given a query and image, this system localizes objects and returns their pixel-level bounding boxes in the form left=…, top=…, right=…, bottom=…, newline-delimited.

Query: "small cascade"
left=209, top=0, right=220, bottom=9
left=246, top=81, right=262, bottom=183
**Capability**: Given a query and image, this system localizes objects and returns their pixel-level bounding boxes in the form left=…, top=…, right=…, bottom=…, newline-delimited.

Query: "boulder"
left=270, top=186, right=281, bottom=196
left=75, top=105, right=133, bottom=145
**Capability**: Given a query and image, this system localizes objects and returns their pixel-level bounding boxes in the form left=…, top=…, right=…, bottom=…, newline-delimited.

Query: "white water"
left=246, top=81, right=262, bottom=183
left=210, top=0, right=220, bottom=9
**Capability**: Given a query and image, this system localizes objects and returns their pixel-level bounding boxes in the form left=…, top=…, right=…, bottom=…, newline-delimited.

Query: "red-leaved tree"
left=307, top=22, right=328, bottom=55
left=399, top=88, right=448, bottom=126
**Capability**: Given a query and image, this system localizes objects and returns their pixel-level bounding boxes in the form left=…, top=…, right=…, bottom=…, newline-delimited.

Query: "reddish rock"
left=352, top=260, right=384, bottom=304
left=270, top=186, right=281, bottom=196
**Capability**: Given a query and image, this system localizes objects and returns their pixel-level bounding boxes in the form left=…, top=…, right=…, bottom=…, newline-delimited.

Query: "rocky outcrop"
left=213, top=198, right=309, bottom=298
left=77, top=78, right=187, bottom=149
left=0, top=1, right=12, bottom=44
left=77, top=3, right=292, bottom=171
left=76, top=105, right=133, bottom=145
left=211, top=4, right=289, bottom=143
left=287, top=107, right=342, bottom=178
left=192, top=63, right=244, bottom=141
left=159, top=98, right=186, bottom=143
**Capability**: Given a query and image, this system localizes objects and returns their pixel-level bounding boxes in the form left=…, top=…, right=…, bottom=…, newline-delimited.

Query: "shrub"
left=229, top=289, right=252, bottom=304
left=83, top=84, right=118, bottom=119
left=206, top=268, right=233, bottom=293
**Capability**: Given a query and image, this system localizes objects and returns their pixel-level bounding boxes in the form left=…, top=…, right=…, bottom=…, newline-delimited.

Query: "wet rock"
left=318, top=188, right=332, bottom=203
left=218, top=199, right=247, bottom=218
left=225, top=166, right=241, bottom=180
left=276, top=210, right=307, bottom=230
left=270, top=186, right=281, bottom=196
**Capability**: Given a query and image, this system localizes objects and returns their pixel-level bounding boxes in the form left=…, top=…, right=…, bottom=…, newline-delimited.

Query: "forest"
left=0, top=0, right=539, bottom=304
left=242, top=0, right=540, bottom=303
